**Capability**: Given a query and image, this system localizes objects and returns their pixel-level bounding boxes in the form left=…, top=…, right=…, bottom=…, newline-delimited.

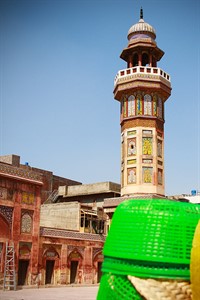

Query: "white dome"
left=128, top=16, right=156, bottom=40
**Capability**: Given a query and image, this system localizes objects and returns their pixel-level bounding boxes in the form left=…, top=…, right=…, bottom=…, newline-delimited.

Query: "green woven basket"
left=102, top=199, right=200, bottom=279
left=97, top=273, right=142, bottom=300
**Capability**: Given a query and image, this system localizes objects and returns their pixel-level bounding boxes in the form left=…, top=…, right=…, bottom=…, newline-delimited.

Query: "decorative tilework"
left=127, top=168, right=136, bottom=184
left=40, top=227, right=106, bottom=242
left=21, top=212, right=32, bottom=233
left=68, top=245, right=85, bottom=258
left=128, top=95, right=135, bottom=116
left=142, top=137, right=153, bottom=155
left=45, top=249, right=59, bottom=258
left=143, top=130, right=152, bottom=135
left=127, top=130, right=136, bottom=136
left=127, top=159, right=136, bottom=165
left=19, top=242, right=32, bottom=258
left=22, top=192, right=35, bottom=205
left=143, top=167, right=153, bottom=183
left=143, top=159, right=152, bottom=164
left=0, top=186, right=14, bottom=201
left=93, top=248, right=102, bottom=259
left=0, top=164, right=43, bottom=183
left=0, top=188, right=7, bottom=200
left=127, top=138, right=136, bottom=156
left=144, top=94, right=152, bottom=115
left=0, top=206, right=13, bottom=226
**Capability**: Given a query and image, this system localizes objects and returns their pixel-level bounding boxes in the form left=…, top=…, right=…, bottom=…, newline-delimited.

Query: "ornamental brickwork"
left=121, top=118, right=164, bottom=132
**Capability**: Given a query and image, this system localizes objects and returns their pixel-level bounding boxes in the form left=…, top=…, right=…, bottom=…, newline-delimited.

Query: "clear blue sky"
left=0, top=0, right=199, bottom=196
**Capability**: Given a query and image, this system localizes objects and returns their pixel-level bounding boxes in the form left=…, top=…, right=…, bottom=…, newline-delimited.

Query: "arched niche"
left=0, top=213, right=10, bottom=239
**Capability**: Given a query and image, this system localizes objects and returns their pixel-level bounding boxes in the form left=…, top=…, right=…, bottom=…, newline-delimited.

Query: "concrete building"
left=39, top=182, right=120, bottom=286
left=170, top=192, right=200, bottom=204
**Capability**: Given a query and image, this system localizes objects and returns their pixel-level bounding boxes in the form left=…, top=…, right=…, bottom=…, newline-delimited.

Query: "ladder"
left=3, top=242, right=16, bottom=291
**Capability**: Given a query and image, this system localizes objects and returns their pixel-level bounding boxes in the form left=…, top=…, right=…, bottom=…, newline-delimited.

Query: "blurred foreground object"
left=190, top=220, right=200, bottom=300
left=97, top=199, right=200, bottom=299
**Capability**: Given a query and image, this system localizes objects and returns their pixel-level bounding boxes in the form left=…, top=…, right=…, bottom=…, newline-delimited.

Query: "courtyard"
left=0, top=285, right=99, bottom=300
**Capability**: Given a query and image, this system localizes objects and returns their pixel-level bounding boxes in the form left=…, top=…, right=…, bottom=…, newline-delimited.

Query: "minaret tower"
left=114, top=9, right=171, bottom=197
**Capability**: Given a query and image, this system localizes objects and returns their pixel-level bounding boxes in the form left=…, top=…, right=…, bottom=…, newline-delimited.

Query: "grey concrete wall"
left=40, top=202, right=80, bottom=231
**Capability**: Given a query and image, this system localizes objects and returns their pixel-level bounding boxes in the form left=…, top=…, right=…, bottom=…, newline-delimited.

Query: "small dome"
left=128, top=9, right=156, bottom=40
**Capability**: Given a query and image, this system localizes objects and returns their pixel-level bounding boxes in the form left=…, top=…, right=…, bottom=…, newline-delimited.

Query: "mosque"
left=0, top=8, right=195, bottom=289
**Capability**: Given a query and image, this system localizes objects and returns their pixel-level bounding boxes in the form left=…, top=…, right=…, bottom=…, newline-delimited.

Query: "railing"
left=114, top=66, right=171, bottom=86
left=45, top=190, right=59, bottom=203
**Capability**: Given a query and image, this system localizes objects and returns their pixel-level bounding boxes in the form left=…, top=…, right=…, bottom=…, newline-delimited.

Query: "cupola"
left=120, top=8, right=164, bottom=68
left=128, top=8, right=156, bottom=41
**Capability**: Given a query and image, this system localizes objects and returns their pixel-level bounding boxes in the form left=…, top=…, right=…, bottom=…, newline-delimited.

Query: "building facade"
left=0, top=155, right=43, bottom=287
left=38, top=181, right=120, bottom=286
left=0, top=155, right=120, bottom=287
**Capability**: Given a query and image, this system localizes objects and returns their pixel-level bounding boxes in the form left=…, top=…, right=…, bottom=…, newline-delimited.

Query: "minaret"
left=114, top=9, right=171, bottom=197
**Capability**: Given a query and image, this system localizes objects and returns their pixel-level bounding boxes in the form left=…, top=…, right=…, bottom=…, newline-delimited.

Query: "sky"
left=0, top=0, right=199, bottom=196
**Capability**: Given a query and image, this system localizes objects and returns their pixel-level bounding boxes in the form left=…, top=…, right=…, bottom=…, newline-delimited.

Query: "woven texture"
left=128, top=276, right=192, bottom=300
left=102, top=256, right=189, bottom=279
left=97, top=273, right=142, bottom=300
left=103, top=199, right=200, bottom=279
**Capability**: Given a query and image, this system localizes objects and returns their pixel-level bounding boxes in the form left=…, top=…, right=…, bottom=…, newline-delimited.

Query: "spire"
left=140, top=7, right=143, bottom=19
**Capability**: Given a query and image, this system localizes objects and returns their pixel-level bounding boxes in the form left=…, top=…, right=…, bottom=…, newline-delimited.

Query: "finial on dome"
left=140, top=7, right=143, bottom=19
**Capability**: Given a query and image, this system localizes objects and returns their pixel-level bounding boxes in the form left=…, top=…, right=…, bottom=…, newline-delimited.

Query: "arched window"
left=158, top=97, right=163, bottom=119
left=21, top=212, right=32, bottom=233
left=153, top=94, right=157, bottom=116
left=144, top=94, right=152, bottom=115
left=128, top=95, right=135, bottom=116
left=136, top=94, right=142, bottom=115
left=142, top=53, right=149, bottom=66
left=123, top=95, right=128, bottom=117
left=133, top=53, right=138, bottom=67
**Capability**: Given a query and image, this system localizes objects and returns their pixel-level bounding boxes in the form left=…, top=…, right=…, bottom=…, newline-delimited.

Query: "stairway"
left=45, top=190, right=59, bottom=203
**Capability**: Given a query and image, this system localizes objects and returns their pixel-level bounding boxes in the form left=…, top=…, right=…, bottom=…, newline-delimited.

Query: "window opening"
left=142, top=53, right=149, bottom=66
left=133, top=53, right=138, bottom=67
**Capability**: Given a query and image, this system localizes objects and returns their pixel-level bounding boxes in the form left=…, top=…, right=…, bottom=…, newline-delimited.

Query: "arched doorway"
left=18, top=260, right=29, bottom=285
left=93, top=251, right=104, bottom=283
left=43, top=247, right=59, bottom=285
left=68, top=249, right=83, bottom=284
left=18, top=243, right=31, bottom=285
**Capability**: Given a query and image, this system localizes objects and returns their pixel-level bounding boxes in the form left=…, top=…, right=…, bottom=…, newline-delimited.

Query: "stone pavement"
left=0, top=285, right=99, bottom=300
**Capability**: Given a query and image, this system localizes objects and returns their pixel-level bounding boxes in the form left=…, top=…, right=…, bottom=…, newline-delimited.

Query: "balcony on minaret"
left=113, top=66, right=171, bottom=101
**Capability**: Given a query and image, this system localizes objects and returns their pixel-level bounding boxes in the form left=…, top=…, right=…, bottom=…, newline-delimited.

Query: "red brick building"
left=0, top=155, right=120, bottom=287
left=0, top=155, right=43, bottom=286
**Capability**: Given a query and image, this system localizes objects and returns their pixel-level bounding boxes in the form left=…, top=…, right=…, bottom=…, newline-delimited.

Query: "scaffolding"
left=3, top=242, right=16, bottom=291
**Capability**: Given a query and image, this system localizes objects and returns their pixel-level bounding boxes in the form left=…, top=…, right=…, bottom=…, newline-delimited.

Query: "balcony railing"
left=114, top=66, right=171, bottom=86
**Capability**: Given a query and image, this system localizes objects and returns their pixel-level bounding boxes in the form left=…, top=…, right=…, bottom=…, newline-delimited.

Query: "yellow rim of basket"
left=190, top=219, right=200, bottom=300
